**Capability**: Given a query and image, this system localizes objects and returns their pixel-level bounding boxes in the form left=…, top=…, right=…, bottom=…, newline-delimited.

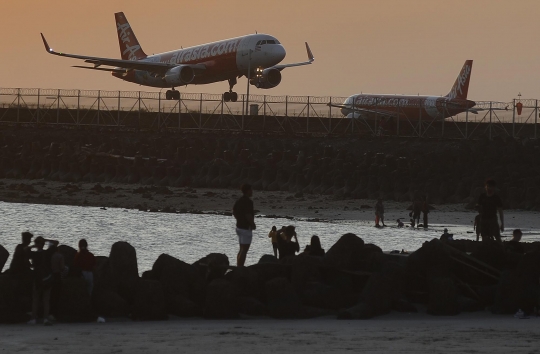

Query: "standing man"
left=422, top=196, right=429, bottom=229
left=478, top=178, right=504, bottom=243
left=9, top=231, right=33, bottom=275
left=374, top=199, right=386, bottom=227
left=233, top=184, right=256, bottom=267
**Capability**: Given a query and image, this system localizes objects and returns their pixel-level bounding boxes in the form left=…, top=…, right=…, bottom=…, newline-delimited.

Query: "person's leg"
left=43, top=288, right=51, bottom=324
left=381, top=214, right=386, bottom=226
left=375, top=214, right=380, bottom=226
left=237, top=244, right=251, bottom=267
left=30, top=284, right=39, bottom=321
left=272, top=243, right=278, bottom=257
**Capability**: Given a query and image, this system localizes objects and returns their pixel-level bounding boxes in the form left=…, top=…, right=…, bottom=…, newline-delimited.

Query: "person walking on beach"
left=268, top=226, right=279, bottom=258
left=478, top=178, right=504, bottom=243
left=421, top=196, right=429, bottom=229
left=473, top=213, right=481, bottom=241
left=233, top=184, right=256, bottom=267
left=27, top=236, right=59, bottom=326
left=73, top=239, right=96, bottom=295
left=412, top=198, right=422, bottom=228
left=374, top=199, right=386, bottom=227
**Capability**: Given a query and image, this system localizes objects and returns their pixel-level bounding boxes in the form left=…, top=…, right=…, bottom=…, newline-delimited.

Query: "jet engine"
left=250, top=68, right=281, bottom=89
left=164, top=65, right=195, bottom=86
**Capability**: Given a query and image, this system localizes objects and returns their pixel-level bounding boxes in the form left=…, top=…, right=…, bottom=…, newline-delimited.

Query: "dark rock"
left=55, top=277, right=94, bottom=322
left=258, top=254, right=279, bottom=264
left=427, top=277, right=460, bottom=316
left=131, top=279, right=167, bottom=321
left=236, top=296, right=266, bottom=316
left=0, top=245, right=8, bottom=273
left=192, top=253, right=229, bottom=281
left=324, top=233, right=365, bottom=270
left=264, top=277, right=303, bottom=318
left=92, top=289, right=130, bottom=317
left=57, top=245, right=77, bottom=269
left=108, top=242, right=139, bottom=304
left=204, top=278, right=239, bottom=319
left=0, top=274, right=33, bottom=323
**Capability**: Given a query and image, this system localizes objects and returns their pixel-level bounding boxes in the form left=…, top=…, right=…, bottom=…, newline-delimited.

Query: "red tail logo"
left=446, top=60, right=473, bottom=100
left=115, top=12, right=147, bottom=61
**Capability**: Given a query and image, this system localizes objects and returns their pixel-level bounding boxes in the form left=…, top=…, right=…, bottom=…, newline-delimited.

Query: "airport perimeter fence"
left=0, top=87, right=538, bottom=140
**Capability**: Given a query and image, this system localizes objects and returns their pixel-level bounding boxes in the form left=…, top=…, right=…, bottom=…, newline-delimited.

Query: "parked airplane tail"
left=445, top=60, right=473, bottom=100
left=114, top=12, right=147, bottom=61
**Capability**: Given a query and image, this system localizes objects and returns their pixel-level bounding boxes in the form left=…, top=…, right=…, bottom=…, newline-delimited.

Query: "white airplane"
left=41, top=12, right=314, bottom=101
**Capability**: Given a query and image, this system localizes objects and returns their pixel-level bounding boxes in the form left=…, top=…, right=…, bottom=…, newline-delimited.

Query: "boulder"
left=427, top=277, right=460, bottom=316
left=0, top=245, right=8, bottom=273
left=92, top=288, right=129, bottom=317
left=264, top=277, right=303, bottom=318
left=55, top=277, right=94, bottom=322
left=108, top=241, right=139, bottom=304
left=192, top=253, right=229, bottom=281
left=204, top=278, right=239, bottom=319
left=236, top=296, right=266, bottom=316
left=131, top=279, right=167, bottom=321
left=324, top=233, right=365, bottom=270
left=0, top=274, right=33, bottom=323
left=225, top=266, right=260, bottom=299
left=57, top=245, right=77, bottom=269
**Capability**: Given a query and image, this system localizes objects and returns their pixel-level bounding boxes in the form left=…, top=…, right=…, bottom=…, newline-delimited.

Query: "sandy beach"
left=2, top=313, right=540, bottom=354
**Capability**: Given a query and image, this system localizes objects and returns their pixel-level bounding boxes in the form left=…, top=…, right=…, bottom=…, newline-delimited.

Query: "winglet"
left=40, top=33, right=53, bottom=53
left=305, top=42, right=314, bottom=62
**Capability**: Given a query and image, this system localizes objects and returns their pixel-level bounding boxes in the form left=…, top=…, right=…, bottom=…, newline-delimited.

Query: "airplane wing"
left=41, top=33, right=201, bottom=74
left=272, top=42, right=314, bottom=71
left=328, top=103, right=399, bottom=119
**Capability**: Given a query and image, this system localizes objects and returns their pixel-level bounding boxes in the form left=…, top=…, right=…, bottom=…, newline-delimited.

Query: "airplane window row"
left=256, top=40, right=280, bottom=45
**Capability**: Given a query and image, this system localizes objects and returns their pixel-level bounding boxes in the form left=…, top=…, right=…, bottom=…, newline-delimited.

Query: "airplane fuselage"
left=340, top=94, right=476, bottom=120
left=113, top=34, right=286, bottom=88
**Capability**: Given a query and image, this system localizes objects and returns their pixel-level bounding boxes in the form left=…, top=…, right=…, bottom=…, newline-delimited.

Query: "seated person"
left=304, top=235, right=325, bottom=257
left=277, top=225, right=300, bottom=260
left=397, top=219, right=404, bottom=228
left=440, top=228, right=453, bottom=241
left=505, top=229, right=524, bottom=254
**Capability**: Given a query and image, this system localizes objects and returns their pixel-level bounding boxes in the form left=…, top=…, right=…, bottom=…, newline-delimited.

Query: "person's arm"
left=45, top=239, right=59, bottom=247
left=498, top=208, right=504, bottom=232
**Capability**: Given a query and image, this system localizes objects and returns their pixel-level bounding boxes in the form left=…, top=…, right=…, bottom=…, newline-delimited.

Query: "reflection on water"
left=0, top=201, right=503, bottom=272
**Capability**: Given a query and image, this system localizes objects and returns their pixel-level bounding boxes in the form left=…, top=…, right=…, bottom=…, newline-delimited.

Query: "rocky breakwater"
left=1, top=234, right=538, bottom=323
left=1, top=128, right=540, bottom=209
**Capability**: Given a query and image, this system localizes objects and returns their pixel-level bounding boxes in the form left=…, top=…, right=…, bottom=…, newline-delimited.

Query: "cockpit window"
left=267, top=40, right=276, bottom=44
left=260, top=40, right=267, bottom=45
left=256, top=40, right=261, bottom=45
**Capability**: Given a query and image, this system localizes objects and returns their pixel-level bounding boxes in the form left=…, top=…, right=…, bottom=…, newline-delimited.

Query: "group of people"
left=8, top=232, right=96, bottom=325
left=232, top=183, right=325, bottom=267
left=375, top=197, right=430, bottom=229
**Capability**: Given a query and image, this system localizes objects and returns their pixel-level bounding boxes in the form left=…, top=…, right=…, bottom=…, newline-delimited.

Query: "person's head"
left=310, top=235, right=321, bottom=249
left=485, top=178, right=496, bottom=195
left=271, top=226, right=277, bottom=231
left=444, top=228, right=448, bottom=234
left=284, top=225, right=296, bottom=240
left=21, top=231, right=33, bottom=246
left=34, top=236, right=45, bottom=250
left=512, top=229, right=522, bottom=242
left=79, top=239, right=88, bottom=251
left=241, top=183, right=252, bottom=197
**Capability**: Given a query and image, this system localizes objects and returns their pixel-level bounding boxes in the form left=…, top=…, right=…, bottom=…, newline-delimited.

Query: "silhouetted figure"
left=9, top=231, right=33, bottom=275
left=268, top=226, right=279, bottom=258
left=278, top=225, right=300, bottom=259
left=422, top=196, right=429, bottom=229
left=397, top=219, right=404, bottom=228
left=304, top=235, right=325, bottom=257
left=473, top=214, right=481, bottom=241
left=49, top=245, right=66, bottom=320
left=27, top=236, right=59, bottom=326
left=73, top=239, right=96, bottom=295
left=478, top=178, right=504, bottom=243
left=440, top=228, right=453, bottom=241
left=375, top=199, right=386, bottom=227
left=232, top=184, right=255, bottom=267
left=412, top=198, right=422, bottom=228
left=505, top=229, right=524, bottom=254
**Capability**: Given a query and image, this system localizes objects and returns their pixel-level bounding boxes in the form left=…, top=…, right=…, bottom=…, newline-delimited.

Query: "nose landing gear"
left=222, top=78, right=238, bottom=102
left=165, top=89, right=180, bottom=100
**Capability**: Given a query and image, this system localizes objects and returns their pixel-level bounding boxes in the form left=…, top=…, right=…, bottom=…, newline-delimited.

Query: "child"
left=397, top=219, right=404, bottom=228
left=268, top=226, right=278, bottom=257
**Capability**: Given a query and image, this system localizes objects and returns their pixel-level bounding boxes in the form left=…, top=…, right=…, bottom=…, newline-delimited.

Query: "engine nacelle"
left=249, top=68, right=281, bottom=89
left=164, top=65, right=195, bottom=86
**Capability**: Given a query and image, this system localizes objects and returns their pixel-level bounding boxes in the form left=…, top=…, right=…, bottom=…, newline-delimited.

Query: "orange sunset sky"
left=1, top=0, right=538, bottom=101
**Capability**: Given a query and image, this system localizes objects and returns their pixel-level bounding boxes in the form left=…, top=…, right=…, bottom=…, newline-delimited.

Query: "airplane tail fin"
left=114, top=12, right=147, bottom=61
left=446, top=60, right=473, bottom=100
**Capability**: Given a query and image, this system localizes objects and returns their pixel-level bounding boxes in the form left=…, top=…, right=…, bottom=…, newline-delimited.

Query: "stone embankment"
left=1, top=235, right=539, bottom=323
left=1, top=128, right=540, bottom=209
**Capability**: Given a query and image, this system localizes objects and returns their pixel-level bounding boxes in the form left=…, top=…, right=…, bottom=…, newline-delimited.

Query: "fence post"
left=396, top=100, right=400, bottom=137
left=178, top=92, right=181, bottom=130
left=117, top=91, right=121, bottom=126
left=285, top=95, right=288, bottom=117
left=77, top=90, right=80, bottom=126
left=241, top=94, right=245, bottom=131
left=489, top=101, right=492, bottom=140
left=512, top=99, right=516, bottom=138
left=329, top=97, right=332, bottom=134
left=535, top=99, right=538, bottom=139
left=263, top=95, right=266, bottom=130
left=158, top=92, right=161, bottom=130
left=306, top=96, right=310, bottom=134
left=199, top=93, right=202, bottom=131
left=138, top=91, right=141, bottom=130
left=418, top=101, right=422, bottom=138
left=56, top=89, right=60, bottom=124
left=16, top=88, right=20, bottom=123
left=36, top=89, right=40, bottom=124
left=97, top=90, right=101, bottom=126
left=465, top=109, right=469, bottom=140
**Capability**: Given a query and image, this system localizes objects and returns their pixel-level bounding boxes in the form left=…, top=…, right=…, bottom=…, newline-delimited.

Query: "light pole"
left=245, top=49, right=252, bottom=116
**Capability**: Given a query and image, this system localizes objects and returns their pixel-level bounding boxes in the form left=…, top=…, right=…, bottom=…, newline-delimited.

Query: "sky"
left=1, top=0, right=539, bottom=101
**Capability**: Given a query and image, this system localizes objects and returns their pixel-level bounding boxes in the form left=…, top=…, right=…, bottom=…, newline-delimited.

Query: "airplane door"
left=236, top=37, right=254, bottom=74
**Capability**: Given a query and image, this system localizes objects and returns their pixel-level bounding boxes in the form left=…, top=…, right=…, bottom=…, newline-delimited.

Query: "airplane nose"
left=275, top=45, right=286, bottom=61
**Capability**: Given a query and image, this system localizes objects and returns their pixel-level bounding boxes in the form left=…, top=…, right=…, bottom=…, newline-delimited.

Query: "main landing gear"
left=222, top=78, right=238, bottom=102
left=165, top=89, right=180, bottom=100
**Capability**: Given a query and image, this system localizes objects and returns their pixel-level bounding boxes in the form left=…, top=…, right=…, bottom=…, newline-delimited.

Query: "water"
left=0, top=201, right=534, bottom=272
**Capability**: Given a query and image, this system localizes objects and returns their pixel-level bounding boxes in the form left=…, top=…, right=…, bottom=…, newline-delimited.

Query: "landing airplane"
left=41, top=12, right=314, bottom=101
left=331, top=60, right=479, bottom=120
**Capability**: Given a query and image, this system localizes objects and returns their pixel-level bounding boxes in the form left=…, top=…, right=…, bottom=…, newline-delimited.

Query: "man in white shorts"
left=233, top=184, right=255, bottom=267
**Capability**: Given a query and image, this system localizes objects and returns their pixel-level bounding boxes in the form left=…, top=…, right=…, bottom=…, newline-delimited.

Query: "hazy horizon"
left=1, top=0, right=539, bottom=101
